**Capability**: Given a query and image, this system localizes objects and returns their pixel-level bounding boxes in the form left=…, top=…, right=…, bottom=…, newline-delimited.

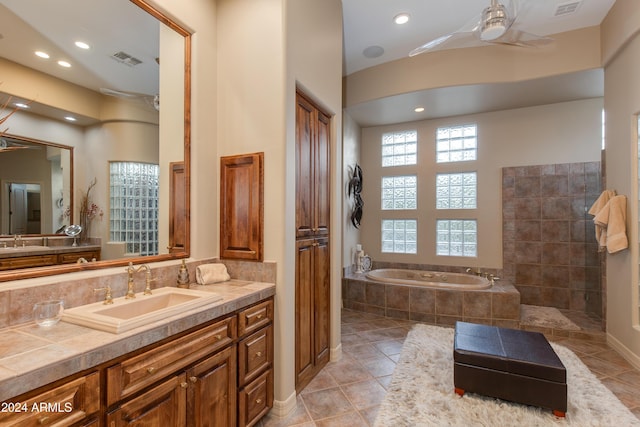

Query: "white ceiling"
left=342, top=0, right=616, bottom=126
left=0, top=0, right=617, bottom=127
left=0, top=0, right=158, bottom=100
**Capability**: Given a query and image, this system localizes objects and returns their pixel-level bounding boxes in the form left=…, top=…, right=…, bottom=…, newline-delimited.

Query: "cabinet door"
left=187, top=345, right=236, bottom=427
left=313, top=238, right=330, bottom=367
left=295, top=238, right=315, bottom=389
left=107, top=374, right=187, bottom=427
left=295, top=94, right=315, bottom=238
left=313, top=110, right=330, bottom=237
left=220, top=152, right=264, bottom=261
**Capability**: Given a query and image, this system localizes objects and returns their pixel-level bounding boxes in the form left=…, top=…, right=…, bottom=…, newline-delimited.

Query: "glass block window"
left=436, top=219, right=477, bottom=257
left=436, top=172, right=477, bottom=209
left=436, top=124, right=477, bottom=163
left=382, top=175, right=417, bottom=210
left=381, top=219, right=417, bottom=253
left=109, top=162, right=159, bottom=256
left=382, top=130, right=417, bottom=167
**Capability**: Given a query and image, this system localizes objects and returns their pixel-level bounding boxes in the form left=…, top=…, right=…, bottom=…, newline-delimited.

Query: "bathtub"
left=365, top=268, right=491, bottom=290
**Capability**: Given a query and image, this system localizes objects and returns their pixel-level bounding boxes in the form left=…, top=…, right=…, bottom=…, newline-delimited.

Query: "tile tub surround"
left=0, top=258, right=276, bottom=329
left=342, top=267, right=521, bottom=328
left=0, top=279, right=275, bottom=402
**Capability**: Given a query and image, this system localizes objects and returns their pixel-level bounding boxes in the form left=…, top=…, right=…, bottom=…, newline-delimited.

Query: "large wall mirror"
left=0, top=0, right=191, bottom=281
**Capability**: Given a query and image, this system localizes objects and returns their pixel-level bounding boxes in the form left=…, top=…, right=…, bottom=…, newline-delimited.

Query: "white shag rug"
left=375, top=324, right=640, bottom=427
left=520, top=305, right=581, bottom=331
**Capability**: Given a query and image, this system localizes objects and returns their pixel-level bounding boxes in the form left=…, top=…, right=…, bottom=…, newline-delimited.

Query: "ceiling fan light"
left=481, top=22, right=507, bottom=41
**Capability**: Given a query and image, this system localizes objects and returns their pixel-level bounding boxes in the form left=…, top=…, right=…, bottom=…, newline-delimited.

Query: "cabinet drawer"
left=0, top=371, right=99, bottom=426
left=238, top=369, right=273, bottom=427
left=0, top=254, right=57, bottom=271
left=107, top=316, right=236, bottom=406
left=238, top=325, right=273, bottom=387
left=238, top=299, right=273, bottom=337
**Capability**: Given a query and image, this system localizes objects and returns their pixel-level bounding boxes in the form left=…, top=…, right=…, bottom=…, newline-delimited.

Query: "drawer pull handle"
left=147, top=367, right=156, bottom=375
left=256, top=314, right=264, bottom=320
left=38, top=416, right=50, bottom=425
left=256, top=398, right=262, bottom=404
left=214, top=334, right=222, bottom=341
left=180, top=382, right=188, bottom=388
left=189, top=376, right=198, bottom=383
left=255, top=351, right=263, bottom=358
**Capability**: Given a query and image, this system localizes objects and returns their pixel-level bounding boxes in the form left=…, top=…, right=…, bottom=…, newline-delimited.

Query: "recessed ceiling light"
left=414, top=107, right=425, bottom=113
left=64, top=116, right=77, bottom=122
left=35, top=51, right=50, bottom=59
left=75, top=41, right=90, bottom=50
left=394, top=13, right=410, bottom=25
left=57, top=60, right=71, bottom=68
left=362, top=45, right=384, bottom=58
left=14, top=102, right=30, bottom=109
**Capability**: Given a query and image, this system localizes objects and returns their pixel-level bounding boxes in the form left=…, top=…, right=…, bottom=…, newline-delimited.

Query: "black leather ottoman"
left=453, top=321, right=567, bottom=417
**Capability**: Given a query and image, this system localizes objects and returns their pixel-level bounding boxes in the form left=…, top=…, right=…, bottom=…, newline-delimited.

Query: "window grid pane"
left=382, top=130, right=417, bottom=167
left=381, top=175, right=417, bottom=210
left=436, top=172, right=477, bottom=209
left=109, top=162, right=159, bottom=256
left=381, top=220, right=417, bottom=254
left=436, top=219, right=477, bottom=257
left=436, top=125, right=477, bottom=163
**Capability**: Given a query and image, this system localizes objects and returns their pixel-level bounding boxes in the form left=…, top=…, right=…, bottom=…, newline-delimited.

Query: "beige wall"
left=359, top=99, right=603, bottom=269
left=601, top=0, right=640, bottom=369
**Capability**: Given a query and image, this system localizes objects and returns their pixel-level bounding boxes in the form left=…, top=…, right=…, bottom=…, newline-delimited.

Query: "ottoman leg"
left=553, top=409, right=566, bottom=418
left=454, top=387, right=465, bottom=396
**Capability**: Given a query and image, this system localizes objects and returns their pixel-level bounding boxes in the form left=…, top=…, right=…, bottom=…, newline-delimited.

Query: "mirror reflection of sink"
left=62, top=287, right=223, bottom=333
left=0, top=245, right=50, bottom=251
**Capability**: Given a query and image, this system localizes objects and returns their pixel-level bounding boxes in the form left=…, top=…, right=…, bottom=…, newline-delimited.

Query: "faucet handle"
left=94, top=286, right=114, bottom=304
left=144, top=277, right=155, bottom=295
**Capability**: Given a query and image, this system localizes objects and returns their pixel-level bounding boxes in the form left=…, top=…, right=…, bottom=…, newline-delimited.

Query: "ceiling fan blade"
left=409, top=12, right=482, bottom=57
left=100, top=88, right=141, bottom=99
left=492, top=29, right=554, bottom=48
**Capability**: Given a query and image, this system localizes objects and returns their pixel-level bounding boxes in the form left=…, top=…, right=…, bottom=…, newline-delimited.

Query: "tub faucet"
left=465, top=267, right=483, bottom=276
left=13, top=235, right=22, bottom=248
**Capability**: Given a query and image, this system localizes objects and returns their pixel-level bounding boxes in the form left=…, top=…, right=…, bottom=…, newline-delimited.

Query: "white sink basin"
left=62, top=287, right=223, bottom=333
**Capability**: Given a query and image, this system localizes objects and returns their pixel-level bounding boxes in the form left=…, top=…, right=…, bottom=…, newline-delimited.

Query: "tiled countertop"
left=0, top=280, right=275, bottom=402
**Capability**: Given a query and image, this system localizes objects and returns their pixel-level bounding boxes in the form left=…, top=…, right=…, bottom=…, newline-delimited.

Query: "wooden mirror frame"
left=0, top=0, right=191, bottom=282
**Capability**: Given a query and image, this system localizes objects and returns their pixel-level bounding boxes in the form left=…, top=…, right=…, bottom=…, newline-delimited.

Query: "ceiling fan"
left=409, top=0, right=553, bottom=57
left=0, top=138, right=41, bottom=153
left=100, top=88, right=160, bottom=111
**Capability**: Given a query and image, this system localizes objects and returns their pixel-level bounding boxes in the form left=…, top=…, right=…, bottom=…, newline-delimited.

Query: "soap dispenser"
left=177, top=260, right=190, bottom=288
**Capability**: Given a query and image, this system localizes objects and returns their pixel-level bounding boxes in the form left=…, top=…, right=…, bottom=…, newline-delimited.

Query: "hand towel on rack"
left=593, top=195, right=628, bottom=254
left=588, top=189, right=616, bottom=216
left=589, top=189, right=617, bottom=250
left=196, top=263, right=230, bottom=285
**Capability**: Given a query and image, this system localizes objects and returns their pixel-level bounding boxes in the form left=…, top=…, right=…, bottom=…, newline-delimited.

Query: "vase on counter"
left=79, top=211, right=90, bottom=244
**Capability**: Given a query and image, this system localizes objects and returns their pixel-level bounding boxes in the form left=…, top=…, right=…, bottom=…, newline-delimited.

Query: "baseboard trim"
left=330, top=342, right=342, bottom=361
left=271, top=390, right=297, bottom=418
left=607, top=332, right=640, bottom=371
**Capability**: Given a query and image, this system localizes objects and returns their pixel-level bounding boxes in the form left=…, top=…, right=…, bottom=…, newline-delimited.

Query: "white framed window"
left=436, top=219, right=477, bottom=257
left=382, top=130, right=417, bottom=167
left=436, top=124, right=477, bottom=163
left=382, top=219, right=417, bottom=254
left=382, top=175, right=417, bottom=210
left=436, top=172, right=477, bottom=209
left=109, top=162, right=159, bottom=256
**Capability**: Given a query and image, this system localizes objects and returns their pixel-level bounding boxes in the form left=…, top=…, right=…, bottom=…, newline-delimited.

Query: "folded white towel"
left=196, top=263, right=230, bottom=285
left=592, top=194, right=628, bottom=254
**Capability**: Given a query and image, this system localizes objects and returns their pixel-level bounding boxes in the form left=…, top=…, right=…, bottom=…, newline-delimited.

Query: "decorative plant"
left=78, top=178, right=103, bottom=241
left=348, top=163, right=364, bottom=228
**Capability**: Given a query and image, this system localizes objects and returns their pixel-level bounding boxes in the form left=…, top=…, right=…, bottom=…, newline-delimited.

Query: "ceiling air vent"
left=110, top=51, right=143, bottom=67
left=554, top=1, right=581, bottom=17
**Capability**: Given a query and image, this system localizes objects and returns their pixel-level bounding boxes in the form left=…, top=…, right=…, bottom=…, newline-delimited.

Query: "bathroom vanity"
left=0, top=244, right=101, bottom=270
left=0, top=280, right=274, bottom=426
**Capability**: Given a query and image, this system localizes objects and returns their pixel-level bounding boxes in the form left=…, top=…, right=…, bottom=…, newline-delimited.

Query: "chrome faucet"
left=125, top=262, right=154, bottom=298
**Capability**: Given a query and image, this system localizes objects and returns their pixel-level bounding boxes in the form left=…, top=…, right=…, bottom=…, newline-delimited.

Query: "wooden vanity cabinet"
left=1, top=297, right=274, bottom=427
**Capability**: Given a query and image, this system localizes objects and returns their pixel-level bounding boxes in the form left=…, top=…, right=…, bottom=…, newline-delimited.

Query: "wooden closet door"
left=295, top=95, right=315, bottom=239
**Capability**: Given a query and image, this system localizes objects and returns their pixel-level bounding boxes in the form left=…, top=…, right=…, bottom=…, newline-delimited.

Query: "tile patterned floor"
left=258, top=309, right=640, bottom=426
